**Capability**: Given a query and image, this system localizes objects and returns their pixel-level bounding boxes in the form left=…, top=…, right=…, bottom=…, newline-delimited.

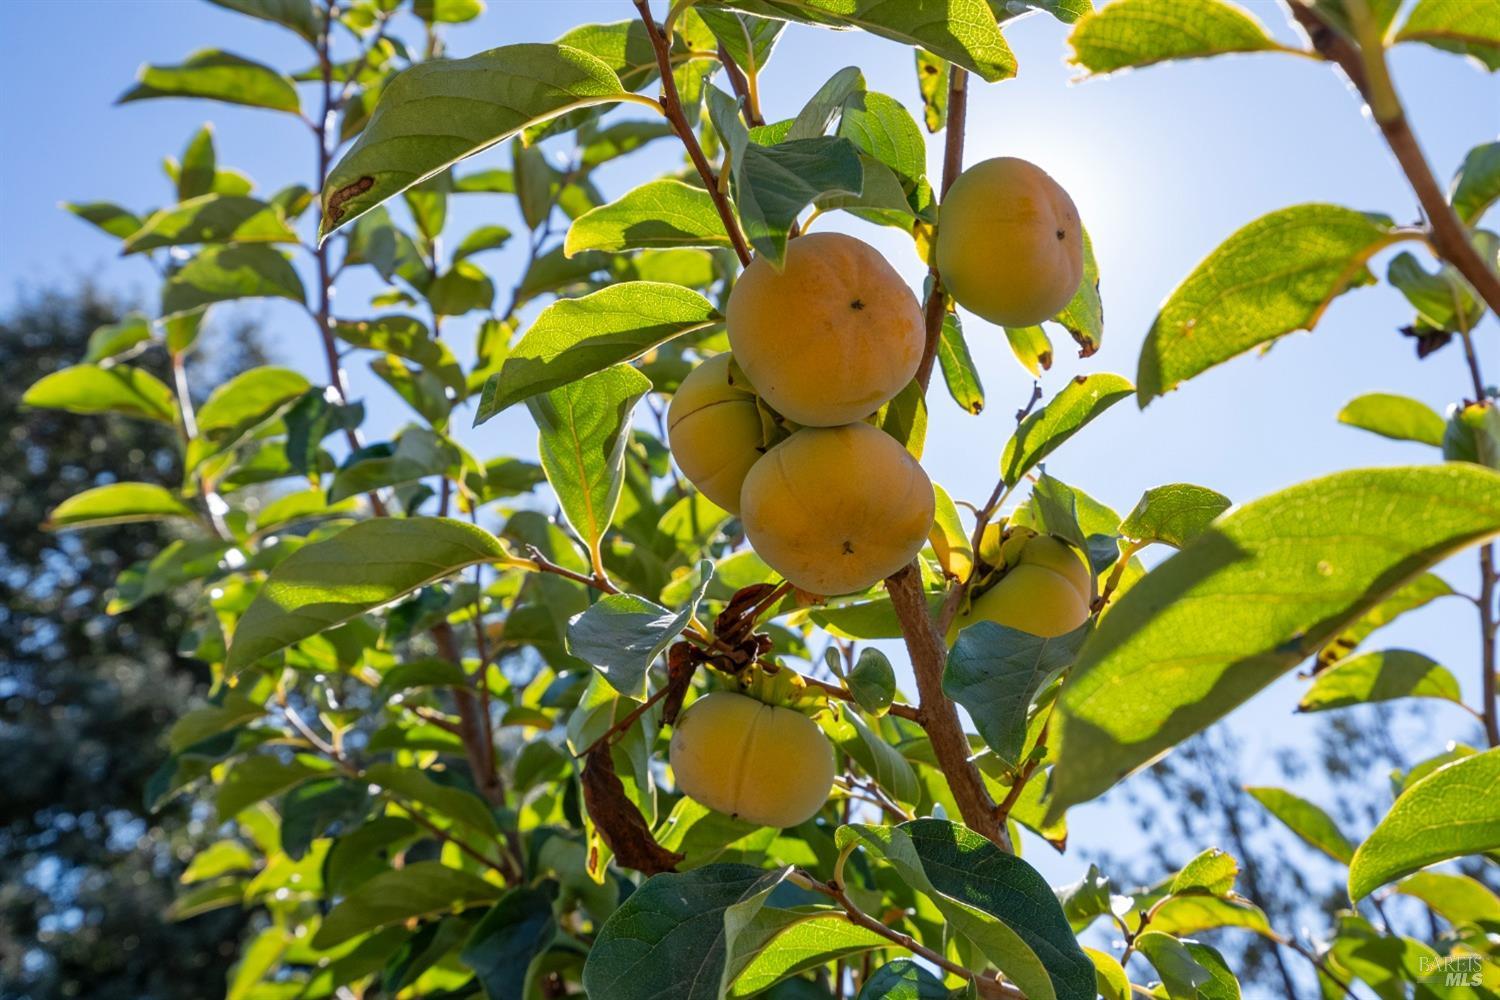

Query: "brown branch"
left=886, top=565, right=1008, bottom=848
left=1287, top=1, right=1500, bottom=318
left=1480, top=545, right=1499, bottom=748
left=1287, top=0, right=1500, bottom=749
left=881, top=62, right=1006, bottom=849
left=915, top=66, right=969, bottom=391
left=716, top=45, right=765, bottom=127
left=635, top=0, right=753, bottom=266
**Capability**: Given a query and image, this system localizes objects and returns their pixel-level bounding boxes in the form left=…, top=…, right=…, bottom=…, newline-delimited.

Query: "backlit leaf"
left=1049, top=464, right=1500, bottom=818
left=1137, top=205, right=1407, bottom=404
left=118, top=49, right=301, bottom=113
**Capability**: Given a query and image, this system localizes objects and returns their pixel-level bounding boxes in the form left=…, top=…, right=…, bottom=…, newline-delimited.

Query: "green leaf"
left=169, top=691, right=264, bottom=751
left=1136, top=933, right=1238, bottom=1000
left=583, top=864, right=790, bottom=1000
left=83, top=313, right=152, bottom=363
left=1245, top=786, right=1355, bottom=865
left=23, top=364, right=177, bottom=424
left=124, top=194, right=300, bottom=254
left=320, top=43, right=628, bottom=238
left=838, top=90, right=926, bottom=194
left=364, top=762, right=497, bottom=835
left=697, top=0, right=1017, bottom=82
left=193, top=366, right=312, bottom=460
left=376, top=658, right=469, bottom=699
left=856, top=959, right=950, bottom=998
left=1393, top=871, right=1500, bottom=930
left=161, top=245, right=306, bottom=318
left=580, top=120, right=677, bottom=168
left=1048, top=464, right=1500, bottom=819
left=427, top=260, right=495, bottom=316
left=1316, top=571, right=1453, bottom=670
left=207, top=0, right=320, bottom=42
left=63, top=201, right=143, bottom=240
left=454, top=224, right=513, bottom=261
left=1001, top=373, right=1132, bottom=485
left=1052, top=227, right=1103, bottom=357
left=461, top=887, right=558, bottom=1000
left=1349, top=747, right=1500, bottom=900
left=1147, top=895, right=1270, bottom=938
left=477, top=283, right=718, bottom=420
left=1119, top=484, right=1231, bottom=549
left=1004, top=324, right=1054, bottom=377
left=1299, top=649, right=1462, bottom=712
left=1392, top=245, right=1491, bottom=334
left=874, top=378, right=928, bottom=460
left=1067, top=0, right=1280, bottom=75
left=726, top=910, right=888, bottom=997
left=1137, top=205, right=1406, bottom=404
left=945, top=621, right=1089, bottom=770
left=327, top=434, right=451, bottom=505
left=838, top=820, right=1096, bottom=1000
left=118, top=49, right=301, bottom=113
left=312, top=861, right=503, bottom=948
left=226, top=518, right=511, bottom=673
left=1085, top=947, right=1130, bottom=1000
left=1444, top=399, right=1500, bottom=470
left=1450, top=141, right=1500, bottom=223
left=698, top=10, right=786, bottom=78
left=840, top=714, right=919, bottom=806
left=216, top=754, right=331, bottom=821
left=565, top=179, right=731, bottom=255
left=914, top=51, right=948, bottom=133
left=567, top=563, right=712, bottom=697
left=937, top=313, right=985, bottom=415
left=46, top=483, right=196, bottom=530
left=1336, top=392, right=1446, bottom=447
left=847, top=648, right=896, bottom=716
left=1395, top=0, right=1500, bottom=71
left=788, top=66, right=866, bottom=141
left=737, top=134, right=864, bottom=265
left=177, top=125, right=217, bottom=201
left=1171, top=849, right=1237, bottom=896
left=415, top=0, right=485, bottom=22
left=527, top=365, right=653, bottom=562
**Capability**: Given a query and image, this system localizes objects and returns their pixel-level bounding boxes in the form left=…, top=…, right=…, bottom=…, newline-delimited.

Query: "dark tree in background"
left=0, top=287, right=263, bottom=1000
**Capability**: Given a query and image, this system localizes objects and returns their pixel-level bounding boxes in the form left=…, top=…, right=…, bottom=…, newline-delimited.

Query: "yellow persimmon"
left=726, top=232, right=924, bottom=427
left=937, top=157, right=1083, bottom=327
left=667, top=353, right=768, bottom=513
left=740, top=422, right=934, bottom=595
left=668, top=691, right=835, bottom=828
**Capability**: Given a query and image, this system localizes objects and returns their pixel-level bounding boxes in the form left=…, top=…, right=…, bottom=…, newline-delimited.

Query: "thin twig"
left=914, top=66, right=968, bottom=392
left=634, top=0, right=753, bottom=266
left=1287, top=0, right=1500, bottom=317
left=797, top=871, right=1023, bottom=998
left=716, top=45, right=765, bottom=127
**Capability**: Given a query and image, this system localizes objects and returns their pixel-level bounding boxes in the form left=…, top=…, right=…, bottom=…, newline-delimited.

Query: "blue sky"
left=3, top=0, right=1497, bottom=902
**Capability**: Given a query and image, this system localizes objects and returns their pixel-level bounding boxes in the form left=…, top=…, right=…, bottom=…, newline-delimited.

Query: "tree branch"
left=634, top=0, right=753, bottom=266
left=1287, top=1, right=1500, bottom=318
left=915, top=66, right=968, bottom=391
left=886, top=565, right=1008, bottom=848
left=882, top=63, right=1006, bottom=849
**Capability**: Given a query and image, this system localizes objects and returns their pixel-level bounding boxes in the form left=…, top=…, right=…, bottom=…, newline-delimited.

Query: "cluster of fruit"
left=662, top=159, right=1088, bottom=829
left=667, top=157, right=1084, bottom=598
